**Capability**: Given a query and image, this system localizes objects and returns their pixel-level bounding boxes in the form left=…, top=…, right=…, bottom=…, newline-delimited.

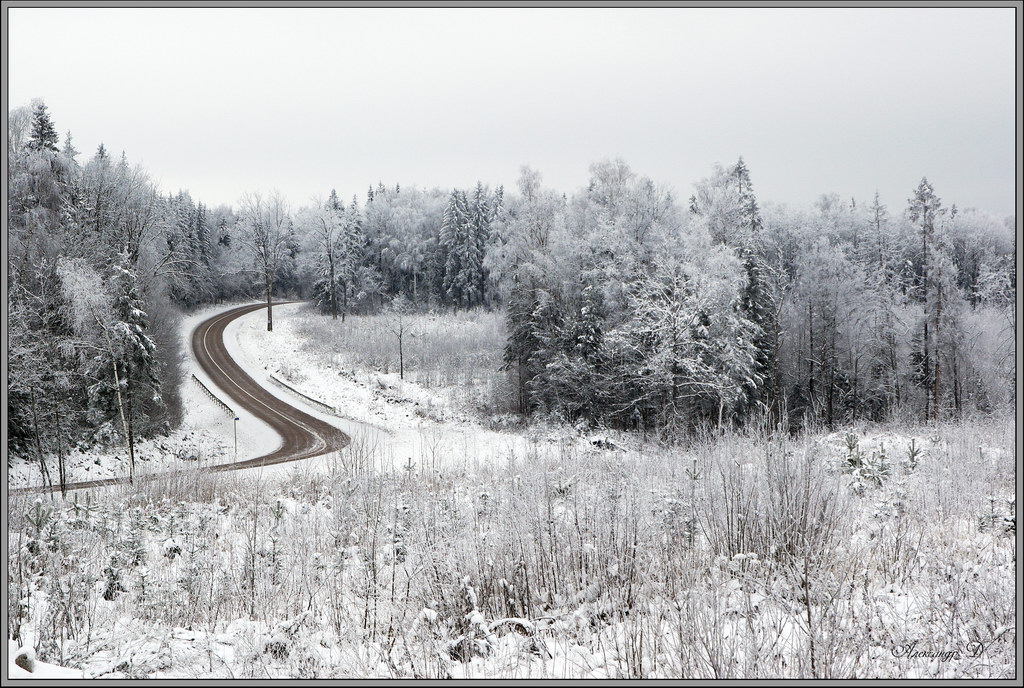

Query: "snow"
left=229, top=302, right=533, bottom=475
left=9, top=301, right=600, bottom=489
left=8, top=640, right=83, bottom=678
left=7, top=302, right=1014, bottom=679
left=183, top=304, right=282, bottom=465
left=9, top=303, right=276, bottom=489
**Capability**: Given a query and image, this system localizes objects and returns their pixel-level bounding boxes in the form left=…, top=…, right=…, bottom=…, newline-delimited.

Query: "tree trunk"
left=342, top=281, right=348, bottom=323
left=923, top=321, right=930, bottom=421
left=52, top=388, right=66, bottom=498
left=30, top=388, right=51, bottom=490
left=518, top=355, right=526, bottom=414
left=111, top=359, right=134, bottom=483
left=953, top=352, right=962, bottom=418
left=398, top=332, right=404, bottom=380
left=125, top=359, right=137, bottom=479
left=328, top=254, right=338, bottom=320
left=932, top=282, right=942, bottom=422
left=266, top=282, right=274, bottom=332
left=922, top=220, right=931, bottom=421
left=808, top=302, right=815, bottom=422
left=852, top=358, right=859, bottom=422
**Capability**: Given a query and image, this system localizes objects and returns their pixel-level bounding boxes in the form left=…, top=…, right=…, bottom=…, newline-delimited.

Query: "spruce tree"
left=502, top=282, right=540, bottom=414
left=731, top=156, right=762, bottom=234
left=113, top=251, right=162, bottom=474
left=907, top=177, right=945, bottom=419
left=440, top=189, right=473, bottom=308
left=27, top=101, right=59, bottom=152
left=328, top=188, right=343, bottom=212
left=62, top=131, right=80, bottom=160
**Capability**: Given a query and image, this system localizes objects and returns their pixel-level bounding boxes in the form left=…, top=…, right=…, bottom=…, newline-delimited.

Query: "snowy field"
left=228, top=302, right=535, bottom=475
left=8, top=302, right=568, bottom=488
left=7, top=304, right=1017, bottom=679
left=8, top=369, right=1016, bottom=677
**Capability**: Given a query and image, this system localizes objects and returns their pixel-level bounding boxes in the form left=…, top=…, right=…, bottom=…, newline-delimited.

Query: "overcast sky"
left=8, top=7, right=1017, bottom=216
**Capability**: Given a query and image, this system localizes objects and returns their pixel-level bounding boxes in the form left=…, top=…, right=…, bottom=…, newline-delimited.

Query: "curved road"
left=11, top=302, right=350, bottom=495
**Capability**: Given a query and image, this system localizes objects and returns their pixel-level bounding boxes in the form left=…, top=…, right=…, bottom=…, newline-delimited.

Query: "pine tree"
left=216, top=216, right=231, bottom=247
left=867, top=191, right=889, bottom=275
left=552, top=279, right=606, bottom=421
left=335, top=197, right=366, bottom=320
left=739, top=247, right=778, bottom=421
left=440, top=189, right=473, bottom=307
left=328, top=188, right=343, bottom=212
left=111, top=251, right=162, bottom=476
left=907, top=177, right=945, bottom=420
left=62, top=131, right=80, bottom=160
left=502, top=281, right=541, bottom=414
left=731, top=156, right=762, bottom=234
left=27, top=101, right=59, bottom=152
left=79, top=252, right=162, bottom=480
left=468, top=182, right=492, bottom=304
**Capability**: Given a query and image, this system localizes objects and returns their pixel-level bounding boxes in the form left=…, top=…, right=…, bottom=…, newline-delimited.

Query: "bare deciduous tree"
left=238, top=190, right=292, bottom=331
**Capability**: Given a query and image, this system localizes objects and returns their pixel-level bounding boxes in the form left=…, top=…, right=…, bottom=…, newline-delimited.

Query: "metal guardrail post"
left=191, top=374, right=235, bottom=417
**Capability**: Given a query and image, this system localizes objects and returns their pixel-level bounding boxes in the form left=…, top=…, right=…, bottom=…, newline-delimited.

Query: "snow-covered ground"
left=9, top=303, right=282, bottom=490
left=9, top=302, right=595, bottom=490
left=8, top=414, right=1014, bottom=679
left=229, top=302, right=534, bottom=475
left=9, top=303, right=1014, bottom=679
left=8, top=640, right=83, bottom=678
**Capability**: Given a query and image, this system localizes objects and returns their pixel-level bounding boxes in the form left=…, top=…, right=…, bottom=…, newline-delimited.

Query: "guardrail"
left=269, top=374, right=337, bottom=415
left=191, top=374, right=235, bottom=417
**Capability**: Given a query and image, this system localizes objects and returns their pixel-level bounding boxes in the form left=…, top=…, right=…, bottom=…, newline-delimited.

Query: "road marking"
left=196, top=304, right=329, bottom=458
left=12, top=303, right=347, bottom=494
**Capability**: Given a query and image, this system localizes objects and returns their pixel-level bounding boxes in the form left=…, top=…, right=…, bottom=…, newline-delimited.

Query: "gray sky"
left=8, top=7, right=1017, bottom=216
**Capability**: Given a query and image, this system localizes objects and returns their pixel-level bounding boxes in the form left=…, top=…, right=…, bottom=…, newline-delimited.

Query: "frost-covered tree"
left=440, top=189, right=473, bottom=307
left=299, top=201, right=345, bottom=320
left=299, top=195, right=366, bottom=321
left=109, top=251, right=163, bottom=471
left=383, top=294, right=417, bottom=380
left=907, top=177, right=946, bottom=420
left=57, top=252, right=160, bottom=482
left=163, top=192, right=214, bottom=308
left=690, top=159, right=780, bottom=423
left=237, top=190, right=293, bottom=331
left=602, top=248, right=760, bottom=432
left=61, top=130, right=80, bottom=161
left=27, top=100, right=59, bottom=153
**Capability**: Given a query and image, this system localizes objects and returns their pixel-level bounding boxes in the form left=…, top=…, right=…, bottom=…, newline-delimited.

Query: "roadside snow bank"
left=9, top=303, right=276, bottom=489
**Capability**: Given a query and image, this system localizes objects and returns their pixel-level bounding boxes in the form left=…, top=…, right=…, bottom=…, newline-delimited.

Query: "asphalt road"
left=11, top=302, right=351, bottom=495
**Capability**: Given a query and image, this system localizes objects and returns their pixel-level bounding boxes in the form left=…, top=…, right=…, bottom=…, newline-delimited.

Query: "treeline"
left=7, top=100, right=1017, bottom=473
left=7, top=101, right=247, bottom=485
left=292, top=181, right=505, bottom=320
left=491, top=161, right=1016, bottom=434
left=205, top=158, right=1019, bottom=434
left=6, top=101, right=511, bottom=477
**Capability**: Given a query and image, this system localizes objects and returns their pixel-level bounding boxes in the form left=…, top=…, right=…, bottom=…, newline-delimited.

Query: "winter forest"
left=5, top=71, right=1017, bottom=679
left=8, top=100, right=1016, bottom=458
